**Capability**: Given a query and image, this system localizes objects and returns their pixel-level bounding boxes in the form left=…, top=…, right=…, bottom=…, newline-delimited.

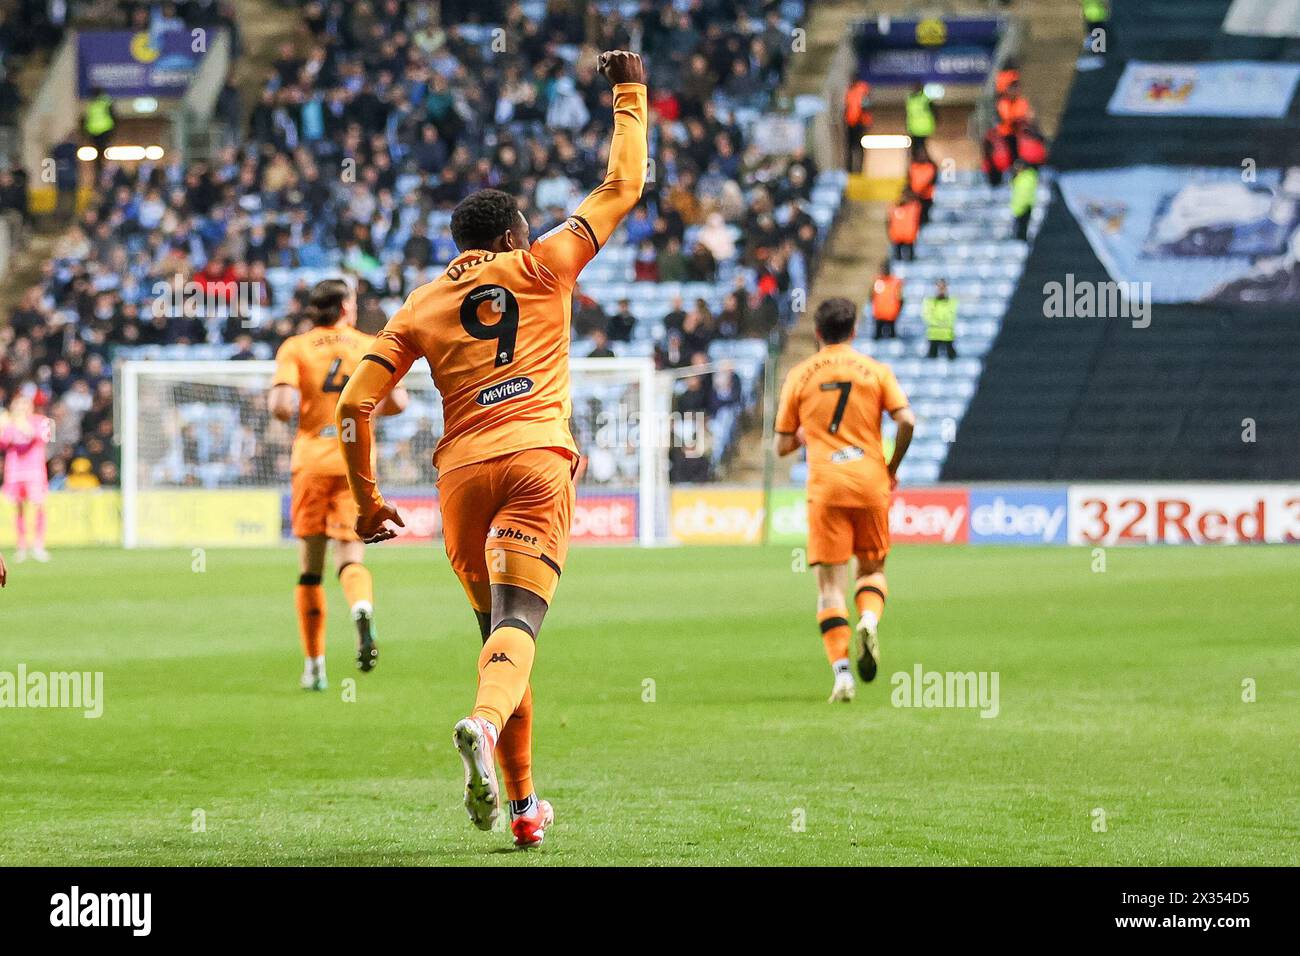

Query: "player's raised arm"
left=335, top=319, right=420, bottom=542
left=530, top=50, right=648, bottom=287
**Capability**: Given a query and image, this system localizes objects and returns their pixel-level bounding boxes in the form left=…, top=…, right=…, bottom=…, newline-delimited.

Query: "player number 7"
left=820, top=381, right=852, bottom=434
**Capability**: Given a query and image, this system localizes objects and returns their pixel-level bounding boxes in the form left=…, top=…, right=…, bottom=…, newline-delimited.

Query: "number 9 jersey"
left=365, top=245, right=585, bottom=476
left=272, top=325, right=376, bottom=475
left=362, top=84, right=648, bottom=477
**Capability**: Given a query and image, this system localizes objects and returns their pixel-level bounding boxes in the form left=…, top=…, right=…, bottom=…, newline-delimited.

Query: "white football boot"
left=452, top=716, right=501, bottom=831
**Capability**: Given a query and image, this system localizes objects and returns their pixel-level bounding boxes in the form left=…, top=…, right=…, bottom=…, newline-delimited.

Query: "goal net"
left=117, top=359, right=668, bottom=548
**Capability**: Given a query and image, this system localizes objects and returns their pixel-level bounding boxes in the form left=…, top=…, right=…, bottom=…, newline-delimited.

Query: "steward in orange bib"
left=871, top=260, right=903, bottom=340
left=887, top=189, right=922, bottom=261
left=907, top=142, right=938, bottom=225
left=843, top=80, right=873, bottom=173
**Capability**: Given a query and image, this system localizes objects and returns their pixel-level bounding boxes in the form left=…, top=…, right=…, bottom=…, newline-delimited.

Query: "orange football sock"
left=817, top=607, right=851, bottom=664
left=472, top=625, right=536, bottom=732
left=338, top=562, right=373, bottom=610
left=497, top=684, right=534, bottom=801
left=855, top=572, right=888, bottom=622
left=295, top=576, right=327, bottom=658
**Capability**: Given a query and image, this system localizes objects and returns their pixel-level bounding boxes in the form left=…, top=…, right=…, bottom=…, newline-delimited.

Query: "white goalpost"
left=116, top=358, right=667, bottom=549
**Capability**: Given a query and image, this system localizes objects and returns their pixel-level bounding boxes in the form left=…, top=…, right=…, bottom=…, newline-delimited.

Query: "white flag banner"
left=1107, top=61, right=1300, bottom=118
left=1224, top=0, right=1300, bottom=38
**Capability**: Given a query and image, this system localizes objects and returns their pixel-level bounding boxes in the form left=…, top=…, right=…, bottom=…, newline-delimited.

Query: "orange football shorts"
left=437, top=447, right=577, bottom=609
left=807, top=498, right=890, bottom=566
left=291, top=472, right=360, bottom=541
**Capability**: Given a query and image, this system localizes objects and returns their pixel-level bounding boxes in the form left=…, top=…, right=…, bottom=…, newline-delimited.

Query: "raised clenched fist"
left=598, top=50, right=646, bottom=86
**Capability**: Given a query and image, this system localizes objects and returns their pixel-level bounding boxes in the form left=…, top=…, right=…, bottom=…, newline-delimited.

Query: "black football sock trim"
left=819, top=616, right=850, bottom=633
left=298, top=573, right=322, bottom=586
left=855, top=585, right=886, bottom=602
left=494, top=617, right=535, bottom=639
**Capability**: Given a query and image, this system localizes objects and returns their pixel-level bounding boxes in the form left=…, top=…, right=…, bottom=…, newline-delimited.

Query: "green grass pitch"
left=0, top=543, right=1296, bottom=866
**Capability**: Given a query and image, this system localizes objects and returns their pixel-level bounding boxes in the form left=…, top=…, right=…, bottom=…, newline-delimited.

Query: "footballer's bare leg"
left=854, top=556, right=887, bottom=682
left=296, top=535, right=329, bottom=690
left=815, top=562, right=856, bottom=702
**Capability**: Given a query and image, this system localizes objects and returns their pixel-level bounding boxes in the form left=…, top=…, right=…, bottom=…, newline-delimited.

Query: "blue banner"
left=968, top=488, right=1069, bottom=545
left=1058, top=165, right=1300, bottom=306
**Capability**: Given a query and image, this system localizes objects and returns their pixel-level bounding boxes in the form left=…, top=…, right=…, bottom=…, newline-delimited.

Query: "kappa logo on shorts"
left=487, top=652, right=514, bottom=666
left=476, top=376, right=535, bottom=407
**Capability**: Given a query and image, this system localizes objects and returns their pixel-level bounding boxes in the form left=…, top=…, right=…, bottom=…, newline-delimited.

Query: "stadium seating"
left=2, top=0, right=834, bottom=487
left=851, top=171, right=1051, bottom=486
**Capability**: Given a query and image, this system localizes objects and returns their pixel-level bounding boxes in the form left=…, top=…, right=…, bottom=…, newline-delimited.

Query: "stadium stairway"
left=227, top=0, right=302, bottom=132
left=772, top=171, right=1051, bottom=488
left=783, top=0, right=1083, bottom=138
left=859, top=172, right=1050, bottom=486
left=753, top=0, right=1084, bottom=488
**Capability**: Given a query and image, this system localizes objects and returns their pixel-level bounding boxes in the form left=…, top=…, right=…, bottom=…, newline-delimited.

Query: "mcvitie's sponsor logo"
left=477, top=376, right=534, bottom=407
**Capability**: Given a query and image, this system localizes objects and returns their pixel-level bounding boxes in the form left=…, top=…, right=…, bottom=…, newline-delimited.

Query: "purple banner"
left=77, top=28, right=205, bottom=98
left=854, top=17, right=1003, bottom=86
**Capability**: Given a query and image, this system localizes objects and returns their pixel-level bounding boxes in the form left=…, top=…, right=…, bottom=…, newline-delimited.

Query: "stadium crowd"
left=1, top=0, right=823, bottom=488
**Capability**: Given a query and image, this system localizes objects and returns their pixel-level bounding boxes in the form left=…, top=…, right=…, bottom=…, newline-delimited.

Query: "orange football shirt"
left=336, top=83, right=648, bottom=513
left=775, top=343, right=909, bottom=506
left=272, top=324, right=375, bottom=475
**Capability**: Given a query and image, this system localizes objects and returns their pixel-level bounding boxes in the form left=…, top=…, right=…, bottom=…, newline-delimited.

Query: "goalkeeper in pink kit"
left=1, top=393, right=53, bottom=563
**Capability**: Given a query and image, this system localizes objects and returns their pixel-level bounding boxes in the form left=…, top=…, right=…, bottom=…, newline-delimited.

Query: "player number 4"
left=321, top=358, right=348, bottom=393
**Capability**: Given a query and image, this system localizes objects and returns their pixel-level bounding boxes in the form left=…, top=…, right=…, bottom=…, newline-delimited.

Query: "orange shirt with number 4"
left=775, top=343, right=909, bottom=507
left=272, top=325, right=376, bottom=475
